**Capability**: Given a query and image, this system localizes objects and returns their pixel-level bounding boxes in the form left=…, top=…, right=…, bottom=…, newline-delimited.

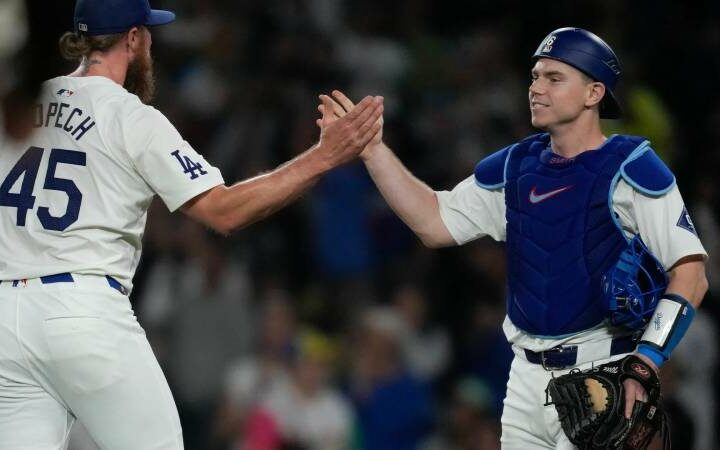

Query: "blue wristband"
left=637, top=343, right=666, bottom=367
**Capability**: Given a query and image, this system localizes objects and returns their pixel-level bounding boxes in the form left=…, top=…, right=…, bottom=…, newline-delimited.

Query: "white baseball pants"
left=0, top=277, right=183, bottom=449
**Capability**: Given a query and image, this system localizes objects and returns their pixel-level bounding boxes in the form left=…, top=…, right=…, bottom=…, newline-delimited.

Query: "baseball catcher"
left=316, top=26, right=707, bottom=450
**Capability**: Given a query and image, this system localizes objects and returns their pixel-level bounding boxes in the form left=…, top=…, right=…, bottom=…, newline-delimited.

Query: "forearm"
left=361, top=142, right=454, bottom=247
left=636, top=257, right=708, bottom=368
left=183, top=147, right=326, bottom=234
left=665, top=256, right=708, bottom=308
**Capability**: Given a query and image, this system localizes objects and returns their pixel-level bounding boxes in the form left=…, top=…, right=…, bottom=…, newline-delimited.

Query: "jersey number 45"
left=0, top=146, right=86, bottom=231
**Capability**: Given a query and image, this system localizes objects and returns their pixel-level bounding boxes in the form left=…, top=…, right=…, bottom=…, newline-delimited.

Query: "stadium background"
left=3, top=1, right=719, bottom=449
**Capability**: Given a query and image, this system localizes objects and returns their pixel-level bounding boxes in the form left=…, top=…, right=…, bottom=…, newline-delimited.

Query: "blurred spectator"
left=407, top=26, right=529, bottom=185
left=138, top=221, right=254, bottom=449
left=0, top=0, right=72, bottom=140
left=214, top=293, right=298, bottom=448
left=461, top=298, right=513, bottom=418
left=309, top=162, right=377, bottom=279
left=335, top=2, right=412, bottom=117
left=654, top=360, right=696, bottom=450
left=420, top=377, right=500, bottom=450
left=672, top=310, right=718, bottom=450
left=0, top=0, right=29, bottom=139
left=693, top=177, right=720, bottom=295
left=604, top=83, right=675, bottom=163
left=449, top=241, right=512, bottom=418
left=242, top=329, right=353, bottom=450
left=392, top=283, right=451, bottom=384
left=348, top=306, right=435, bottom=450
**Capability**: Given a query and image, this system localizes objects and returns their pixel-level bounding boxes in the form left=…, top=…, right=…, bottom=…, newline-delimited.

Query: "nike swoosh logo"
left=529, top=185, right=573, bottom=204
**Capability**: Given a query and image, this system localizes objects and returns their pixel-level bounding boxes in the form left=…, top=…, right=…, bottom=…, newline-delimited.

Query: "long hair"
left=58, top=29, right=156, bottom=103
left=58, top=31, right=125, bottom=62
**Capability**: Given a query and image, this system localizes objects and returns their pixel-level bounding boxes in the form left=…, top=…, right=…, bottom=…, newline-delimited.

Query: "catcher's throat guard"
left=602, top=235, right=668, bottom=330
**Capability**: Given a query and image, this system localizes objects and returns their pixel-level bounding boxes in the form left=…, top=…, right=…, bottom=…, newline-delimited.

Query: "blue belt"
left=524, top=335, right=638, bottom=370
left=2, top=273, right=128, bottom=296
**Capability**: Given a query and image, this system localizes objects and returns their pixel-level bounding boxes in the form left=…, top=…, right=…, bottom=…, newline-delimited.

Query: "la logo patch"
left=171, top=150, right=208, bottom=180
left=542, top=35, right=557, bottom=53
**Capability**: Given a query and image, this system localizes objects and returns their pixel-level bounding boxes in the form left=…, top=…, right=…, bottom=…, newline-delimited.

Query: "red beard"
left=124, top=50, right=155, bottom=104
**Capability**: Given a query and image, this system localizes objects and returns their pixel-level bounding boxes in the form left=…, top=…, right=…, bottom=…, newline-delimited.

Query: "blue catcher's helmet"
left=602, top=235, right=668, bottom=330
left=532, top=27, right=622, bottom=119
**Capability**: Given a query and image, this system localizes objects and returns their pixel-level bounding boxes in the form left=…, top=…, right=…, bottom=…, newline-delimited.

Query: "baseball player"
left=319, top=28, right=708, bottom=449
left=0, top=0, right=383, bottom=449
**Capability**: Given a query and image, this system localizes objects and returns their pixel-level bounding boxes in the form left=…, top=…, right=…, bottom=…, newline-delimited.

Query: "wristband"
left=637, top=293, right=695, bottom=367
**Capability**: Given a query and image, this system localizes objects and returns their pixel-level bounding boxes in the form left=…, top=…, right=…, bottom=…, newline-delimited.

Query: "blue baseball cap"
left=74, top=0, right=176, bottom=36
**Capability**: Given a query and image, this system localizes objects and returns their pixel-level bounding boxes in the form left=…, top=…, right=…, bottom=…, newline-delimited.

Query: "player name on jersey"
left=33, top=100, right=95, bottom=141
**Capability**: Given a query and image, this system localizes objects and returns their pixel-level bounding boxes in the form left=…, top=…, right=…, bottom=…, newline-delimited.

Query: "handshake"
left=311, top=90, right=385, bottom=171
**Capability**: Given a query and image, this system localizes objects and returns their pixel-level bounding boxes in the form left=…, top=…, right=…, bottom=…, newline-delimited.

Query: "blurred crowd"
left=2, top=0, right=719, bottom=449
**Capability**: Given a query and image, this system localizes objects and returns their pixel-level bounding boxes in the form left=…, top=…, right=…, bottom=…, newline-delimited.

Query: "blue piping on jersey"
left=608, top=139, right=651, bottom=243
left=608, top=167, right=630, bottom=243
left=502, top=143, right=517, bottom=188
left=474, top=179, right=501, bottom=189
left=474, top=143, right=519, bottom=190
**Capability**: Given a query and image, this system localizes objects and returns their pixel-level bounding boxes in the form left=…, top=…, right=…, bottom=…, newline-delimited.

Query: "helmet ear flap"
left=602, top=235, right=668, bottom=329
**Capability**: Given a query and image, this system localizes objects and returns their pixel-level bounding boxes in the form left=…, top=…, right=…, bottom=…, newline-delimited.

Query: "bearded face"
left=124, top=32, right=155, bottom=104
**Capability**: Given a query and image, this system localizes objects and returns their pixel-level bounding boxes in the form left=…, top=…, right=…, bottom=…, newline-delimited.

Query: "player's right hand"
left=314, top=94, right=383, bottom=170
left=317, top=90, right=385, bottom=161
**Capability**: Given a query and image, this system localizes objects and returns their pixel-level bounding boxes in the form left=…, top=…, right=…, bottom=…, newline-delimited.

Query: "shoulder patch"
left=474, top=145, right=513, bottom=189
left=677, top=206, right=698, bottom=236
left=620, top=147, right=675, bottom=196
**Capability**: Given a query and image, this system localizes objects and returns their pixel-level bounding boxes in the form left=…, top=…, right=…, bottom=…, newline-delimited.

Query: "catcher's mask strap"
left=637, top=293, right=695, bottom=367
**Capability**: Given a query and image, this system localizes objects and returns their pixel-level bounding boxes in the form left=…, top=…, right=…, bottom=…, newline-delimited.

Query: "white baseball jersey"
left=437, top=172, right=708, bottom=351
left=0, top=76, right=224, bottom=290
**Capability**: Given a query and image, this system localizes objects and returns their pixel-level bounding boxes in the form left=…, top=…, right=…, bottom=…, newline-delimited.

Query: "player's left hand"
left=317, top=90, right=384, bottom=160
left=623, top=352, right=658, bottom=418
left=546, top=354, right=666, bottom=450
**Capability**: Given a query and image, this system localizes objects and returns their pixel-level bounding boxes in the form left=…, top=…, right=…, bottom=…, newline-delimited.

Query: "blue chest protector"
left=474, top=133, right=675, bottom=336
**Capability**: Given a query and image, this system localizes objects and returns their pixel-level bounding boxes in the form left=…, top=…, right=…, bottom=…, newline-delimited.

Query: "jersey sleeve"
left=119, top=101, right=224, bottom=212
left=614, top=180, right=708, bottom=270
left=436, top=175, right=507, bottom=244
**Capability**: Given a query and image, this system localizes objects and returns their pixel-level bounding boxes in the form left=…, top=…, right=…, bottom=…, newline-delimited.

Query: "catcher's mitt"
left=545, top=355, right=669, bottom=450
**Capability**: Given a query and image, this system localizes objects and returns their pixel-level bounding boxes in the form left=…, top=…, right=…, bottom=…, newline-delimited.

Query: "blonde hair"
left=58, top=31, right=125, bottom=61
